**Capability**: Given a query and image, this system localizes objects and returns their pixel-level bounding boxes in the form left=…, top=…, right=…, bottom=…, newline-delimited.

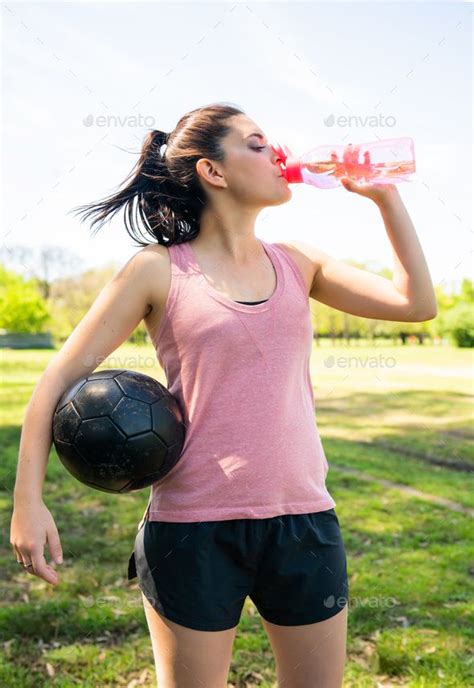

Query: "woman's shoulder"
left=140, top=242, right=170, bottom=260
left=272, top=240, right=318, bottom=296
left=273, top=239, right=321, bottom=265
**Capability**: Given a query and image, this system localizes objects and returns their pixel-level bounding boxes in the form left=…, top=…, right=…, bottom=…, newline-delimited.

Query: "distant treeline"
left=1, top=260, right=473, bottom=348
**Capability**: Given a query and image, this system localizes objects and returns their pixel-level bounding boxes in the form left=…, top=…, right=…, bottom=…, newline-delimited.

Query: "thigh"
left=261, top=603, right=348, bottom=688
left=142, top=591, right=238, bottom=688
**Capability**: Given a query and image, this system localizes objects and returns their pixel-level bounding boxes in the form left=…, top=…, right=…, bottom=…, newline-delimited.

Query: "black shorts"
left=127, top=508, right=349, bottom=632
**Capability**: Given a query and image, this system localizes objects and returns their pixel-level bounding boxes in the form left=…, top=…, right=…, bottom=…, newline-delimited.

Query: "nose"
left=270, top=143, right=283, bottom=164
left=270, top=144, right=285, bottom=173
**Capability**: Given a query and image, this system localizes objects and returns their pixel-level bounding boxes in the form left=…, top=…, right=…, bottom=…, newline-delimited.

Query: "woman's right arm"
left=10, top=246, right=166, bottom=586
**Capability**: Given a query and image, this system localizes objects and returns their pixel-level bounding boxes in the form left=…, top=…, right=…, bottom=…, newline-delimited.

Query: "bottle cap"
left=270, top=142, right=303, bottom=183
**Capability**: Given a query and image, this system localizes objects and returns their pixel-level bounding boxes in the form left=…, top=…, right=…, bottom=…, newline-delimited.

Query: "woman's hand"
left=10, top=500, right=63, bottom=586
left=340, top=176, right=399, bottom=205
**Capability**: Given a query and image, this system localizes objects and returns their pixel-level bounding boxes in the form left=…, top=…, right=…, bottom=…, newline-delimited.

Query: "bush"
left=443, top=303, right=474, bottom=347
left=0, top=265, right=50, bottom=333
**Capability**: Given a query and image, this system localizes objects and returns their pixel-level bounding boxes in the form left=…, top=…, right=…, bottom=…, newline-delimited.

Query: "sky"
left=1, top=1, right=472, bottom=293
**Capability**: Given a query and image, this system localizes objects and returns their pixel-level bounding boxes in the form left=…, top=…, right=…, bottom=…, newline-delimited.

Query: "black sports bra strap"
left=235, top=299, right=268, bottom=305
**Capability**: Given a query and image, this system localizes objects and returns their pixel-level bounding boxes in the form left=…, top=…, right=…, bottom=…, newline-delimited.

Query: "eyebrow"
left=245, top=133, right=266, bottom=140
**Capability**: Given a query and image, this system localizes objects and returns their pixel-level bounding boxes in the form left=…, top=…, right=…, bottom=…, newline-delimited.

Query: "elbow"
left=401, top=290, right=438, bottom=321
left=422, top=298, right=439, bottom=320
left=408, top=303, right=438, bottom=322
left=416, top=311, right=437, bottom=322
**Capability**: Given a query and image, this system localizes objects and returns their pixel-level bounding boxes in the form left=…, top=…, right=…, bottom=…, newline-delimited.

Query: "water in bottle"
left=270, top=137, right=416, bottom=189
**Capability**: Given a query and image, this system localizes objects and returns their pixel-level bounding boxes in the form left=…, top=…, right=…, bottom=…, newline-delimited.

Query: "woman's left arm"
left=292, top=180, right=438, bottom=322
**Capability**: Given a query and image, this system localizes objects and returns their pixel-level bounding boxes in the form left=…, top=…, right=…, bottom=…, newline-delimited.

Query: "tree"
left=0, top=244, right=83, bottom=299
left=0, top=264, right=50, bottom=332
left=443, top=302, right=474, bottom=347
left=48, top=263, right=119, bottom=340
left=430, top=279, right=473, bottom=345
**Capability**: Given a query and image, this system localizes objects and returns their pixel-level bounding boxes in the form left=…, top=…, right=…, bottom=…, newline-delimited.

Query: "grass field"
left=1, top=342, right=473, bottom=687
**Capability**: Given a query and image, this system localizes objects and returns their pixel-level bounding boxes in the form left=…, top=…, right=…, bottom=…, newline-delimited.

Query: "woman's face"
left=203, top=114, right=292, bottom=208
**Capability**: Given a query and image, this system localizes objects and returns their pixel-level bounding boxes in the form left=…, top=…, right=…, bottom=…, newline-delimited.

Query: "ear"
left=195, top=158, right=227, bottom=189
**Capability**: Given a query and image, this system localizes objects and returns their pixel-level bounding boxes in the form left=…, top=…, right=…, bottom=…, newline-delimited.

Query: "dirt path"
left=330, top=462, right=474, bottom=517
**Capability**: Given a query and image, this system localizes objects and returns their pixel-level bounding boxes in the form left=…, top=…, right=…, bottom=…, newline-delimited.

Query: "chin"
left=273, top=187, right=293, bottom=205
left=262, top=196, right=291, bottom=210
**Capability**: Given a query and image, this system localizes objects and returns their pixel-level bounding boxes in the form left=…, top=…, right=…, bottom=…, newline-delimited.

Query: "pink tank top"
left=145, top=238, right=336, bottom=523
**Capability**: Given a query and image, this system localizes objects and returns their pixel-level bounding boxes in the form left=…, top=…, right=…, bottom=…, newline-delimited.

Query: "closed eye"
left=251, top=146, right=266, bottom=151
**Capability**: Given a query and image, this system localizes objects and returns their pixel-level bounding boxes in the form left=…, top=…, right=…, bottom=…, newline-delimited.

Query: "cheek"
left=228, top=154, right=271, bottom=196
left=235, top=164, right=264, bottom=193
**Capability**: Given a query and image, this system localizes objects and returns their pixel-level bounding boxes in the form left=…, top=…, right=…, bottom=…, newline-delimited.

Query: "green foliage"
left=0, top=264, right=50, bottom=333
left=459, top=277, right=474, bottom=303
left=127, top=323, right=149, bottom=344
left=2, top=258, right=473, bottom=348
left=431, top=279, right=474, bottom=346
left=47, top=264, right=118, bottom=341
left=310, top=272, right=474, bottom=348
left=443, top=303, right=474, bottom=347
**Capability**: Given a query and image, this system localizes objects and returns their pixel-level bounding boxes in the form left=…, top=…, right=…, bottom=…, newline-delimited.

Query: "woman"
left=10, top=102, right=437, bottom=687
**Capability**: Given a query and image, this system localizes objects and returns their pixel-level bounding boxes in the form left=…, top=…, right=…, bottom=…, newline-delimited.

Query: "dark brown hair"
left=70, top=102, right=245, bottom=247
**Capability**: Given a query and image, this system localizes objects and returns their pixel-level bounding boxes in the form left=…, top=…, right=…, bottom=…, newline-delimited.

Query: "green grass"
left=1, top=342, right=473, bottom=686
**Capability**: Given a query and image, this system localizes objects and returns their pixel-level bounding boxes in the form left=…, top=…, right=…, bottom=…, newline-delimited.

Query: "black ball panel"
left=111, top=396, right=152, bottom=436
left=121, top=469, right=165, bottom=493
left=151, top=398, right=185, bottom=447
left=55, top=378, right=87, bottom=413
left=115, top=370, right=164, bottom=404
left=53, top=403, right=82, bottom=443
left=75, top=417, right=127, bottom=464
left=167, top=395, right=184, bottom=425
left=122, top=433, right=167, bottom=471
left=74, top=379, right=123, bottom=418
left=87, top=368, right=124, bottom=379
left=54, top=440, right=96, bottom=484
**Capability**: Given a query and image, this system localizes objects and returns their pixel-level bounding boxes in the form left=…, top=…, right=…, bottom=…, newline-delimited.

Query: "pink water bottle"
left=270, top=137, right=416, bottom=189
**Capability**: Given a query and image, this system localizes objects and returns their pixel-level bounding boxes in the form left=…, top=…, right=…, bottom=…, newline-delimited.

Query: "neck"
left=194, top=201, right=264, bottom=264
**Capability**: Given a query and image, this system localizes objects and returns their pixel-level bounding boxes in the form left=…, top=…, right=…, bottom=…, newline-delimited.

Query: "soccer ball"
left=52, top=369, right=186, bottom=493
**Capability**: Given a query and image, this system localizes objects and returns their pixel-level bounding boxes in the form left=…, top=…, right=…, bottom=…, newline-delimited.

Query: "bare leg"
left=141, top=592, right=238, bottom=688
left=260, top=603, right=348, bottom=688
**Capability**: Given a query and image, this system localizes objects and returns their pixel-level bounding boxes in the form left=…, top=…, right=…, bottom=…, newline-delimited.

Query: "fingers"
left=13, top=544, right=60, bottom=585
left=13, top=545, right=36, bottom=575
left=30, top=547, right=59, bottom=585
left=47, top=528, right=63, bottom=565
left=13, top=545, right=25, bottom=566
left=341, top=177, right=353, bottom=191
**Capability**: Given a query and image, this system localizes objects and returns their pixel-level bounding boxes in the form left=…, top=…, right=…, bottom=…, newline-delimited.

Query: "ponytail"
left=70, top=102, right=245, bottom=247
